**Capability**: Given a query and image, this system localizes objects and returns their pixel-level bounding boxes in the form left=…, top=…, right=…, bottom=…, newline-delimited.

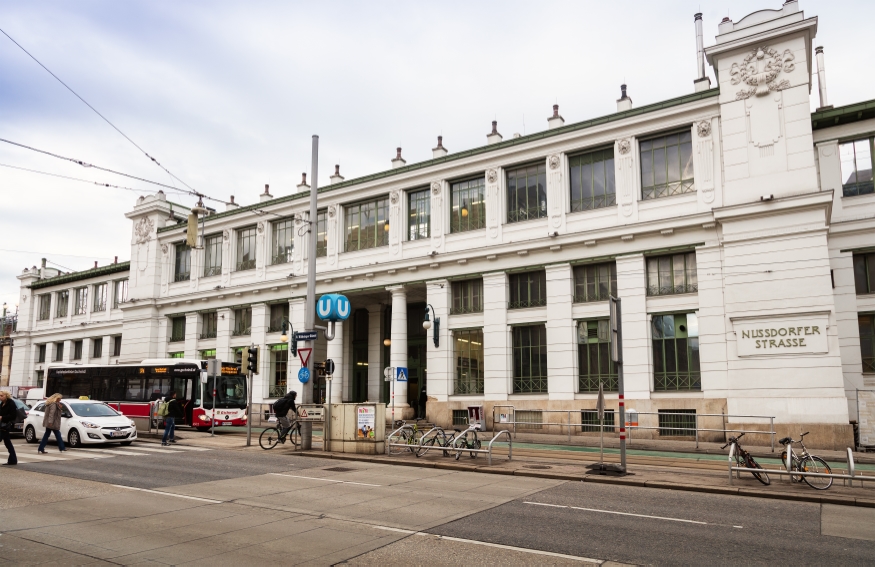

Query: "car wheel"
left=120, top=441, right=132, bottom=446
left=24, top=425, right=37, bottom=444
left=68, top=429, right=82, bottom=448
left=196, top=426, right=210, bottom=432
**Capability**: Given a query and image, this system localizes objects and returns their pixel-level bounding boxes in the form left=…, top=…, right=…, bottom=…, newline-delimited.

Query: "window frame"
left=407, top=188, right=431, bottom=241
left=569, top=148, right=616, bottom=212
left=112, top=336, right=122, bottom=357
left=854, top=252, right=875, bottom=295
left=271, top=218, right=294, bottom=265
left=200, top=312, right=218, bottom=339
left=451, top=279, right=484, bottom=314
left=506, top=161, right=547, bottom=224
left=344, top=196, right=389, bottom=252
left=839, top=136, right=875, bottom=197
left=268, top=343, right=289, bottom=398
left=74, top=287, right=88, bottom=315
left=651, top=312, right=701, bottom=391
left=38, top=294, right=51, bottom=321
left=37, top=344, right=46, bottom=363
left=92, top=283, right=107, bottom=312
left=640, top=129, right=695, bottom=200
left=268, top=303, right=289, bottom=333
left=316, top=209, right=327, bottom=258
left=453, top=328, right=484, bottom=395
left=508, top=270, right=547, bottom=309
left=174, top=243, right=191, bottom=282
left=233, top=307, right=252, bottom=336
left=646, top=252, right=698, bottom=296
left=112, top=279, right=128, bottom=309
left=860, top=313, right=875, bottom=374
left=512, top=324, right=548, bottom=393
left=92, top=337, right=103, bottom=359
left=577, top=318, right=618, bottom=392
left=450, top=176, right=486, bottom=233
left=72, top=340, right=83, bottom=361
left=55, top=290, right=68, bottom=318
left=573, top=262, right=617, bottom=303
left=203, top=234, right=223, bottom=276
left=169, top=317, right=186, bottom=342
left=53, top=342, right=64, bottom=362
left=235, top=226, right=257, bottom=271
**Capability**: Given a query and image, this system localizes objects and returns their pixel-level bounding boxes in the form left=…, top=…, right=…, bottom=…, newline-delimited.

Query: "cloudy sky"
left=1, top=0, right=872, bottom=313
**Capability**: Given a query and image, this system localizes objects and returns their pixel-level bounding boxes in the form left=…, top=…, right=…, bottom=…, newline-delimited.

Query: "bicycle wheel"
left=389, top=429, right=411, bottom=455
left=781, top=451, right=804, bottom=482
left=289, top=424, right=301, bottom=448
left=470, top=436, right=482, bottom=458
left=800, top=456, right=832, bottom=490
left=416, top=435, right=437, bottom=458
left=744, top=454, right=771, bottom=486
left=259, top=427, right=280, bottom=450
left=454, top=434, right=468, bottom=461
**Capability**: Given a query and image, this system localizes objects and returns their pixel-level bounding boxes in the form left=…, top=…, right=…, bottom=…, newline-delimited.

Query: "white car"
left=23, top=399, right=138, bottom=448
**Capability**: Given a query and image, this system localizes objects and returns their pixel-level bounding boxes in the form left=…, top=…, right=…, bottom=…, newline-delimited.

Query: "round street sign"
left=297, top=367, right=311, bottom=383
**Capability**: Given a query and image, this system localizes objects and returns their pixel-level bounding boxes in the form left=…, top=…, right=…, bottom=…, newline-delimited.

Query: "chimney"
left=693, top=13, right=711, bottom=92
left=432, top=136, right=448, bottom=159
left=114, top=256, right=118, bottom=264
left=330, top=164, right=345, bottom=184
left=815, top=46, right=832, bottom=110
left=617, top=84, right=632, bottom=112
left=487, top=120, right=503, bottom=144
left=392, top=147, right=406, bottom=169
left=41, top=258, right=46, bottom=269
left=94, top=261, right=98, bottom=269
left=296, top=173, right=310, bottom=192
left=225, top=195, right=240, bottom=211
left=547, top=104, right=565, bottom=129
left=260, top=183, right=273, bottom=203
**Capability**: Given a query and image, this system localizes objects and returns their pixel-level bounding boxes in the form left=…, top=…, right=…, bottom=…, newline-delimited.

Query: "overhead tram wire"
left=0, top=163, right=189, bottom=198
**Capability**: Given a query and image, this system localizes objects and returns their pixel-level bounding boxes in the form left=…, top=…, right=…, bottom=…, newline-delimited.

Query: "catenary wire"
left=0, top=162, right=189, bottom=197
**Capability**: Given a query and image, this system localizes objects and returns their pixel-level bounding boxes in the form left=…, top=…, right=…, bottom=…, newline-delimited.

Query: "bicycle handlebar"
left=720, top=432, right=745, bottom=450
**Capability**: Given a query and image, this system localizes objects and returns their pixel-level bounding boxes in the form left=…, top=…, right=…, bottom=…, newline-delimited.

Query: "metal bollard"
left=728, top=443, right=735, bottom=485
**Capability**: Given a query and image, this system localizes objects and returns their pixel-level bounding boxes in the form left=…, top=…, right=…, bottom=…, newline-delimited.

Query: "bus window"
left=170, top=378, right=191, bottom=400
left=126, top=378, right=144, bottom=401
left=146, top=378, right=166, bottom=400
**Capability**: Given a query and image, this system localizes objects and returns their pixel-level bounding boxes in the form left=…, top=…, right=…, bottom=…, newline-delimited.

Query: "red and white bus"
left=45, top=358, right=247, bottom=430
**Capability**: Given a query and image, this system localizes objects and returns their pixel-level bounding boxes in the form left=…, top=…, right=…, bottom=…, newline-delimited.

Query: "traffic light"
left=247, top=346, right=259, bottom=374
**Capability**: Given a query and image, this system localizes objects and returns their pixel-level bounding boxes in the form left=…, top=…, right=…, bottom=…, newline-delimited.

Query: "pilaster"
left=326, top=321, right=344, bottom=404
left=216, top=307, right=232, bottom=362
left=483, top=272, right=509, bottom=400
left=388, top=286, right=410, bottom=413
left=615, top=254, right=650, bottom=399
left=425, top=279, right=451, bottom=402
left=546, top=264, right=575, bottom=399
left=367, top=303, right=383, bottom=403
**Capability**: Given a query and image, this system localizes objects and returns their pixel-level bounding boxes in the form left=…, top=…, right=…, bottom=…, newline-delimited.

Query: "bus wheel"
left=68, top=429, right=82, bottom=448
left=196, top=427, right=210, bottom=432
left=25, top=425, right=37, bottom=443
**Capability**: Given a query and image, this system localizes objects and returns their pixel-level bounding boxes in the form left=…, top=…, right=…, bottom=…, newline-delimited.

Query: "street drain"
left=323, top=467, right=360, bottom=473
left=522, top=465, right=552, bottom=470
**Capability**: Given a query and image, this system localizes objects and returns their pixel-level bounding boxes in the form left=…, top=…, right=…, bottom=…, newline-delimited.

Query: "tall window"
left=204, top=234, right=223, bottom=276
left=112, top=336, right=122, bottom=357
left=38, top=294, right=51, bottom=320
left=201, top=312, right=218, bottom=339
left=236, top=226, right=257, bottom=271
left=316, top=209, right=327, bottom=258
left=640, top=131, right=694, bottom=200
left=269, top=344, right=288, bottom=398
left=508, top=270, right=547, bottom=309
left=92, top=337, right=103, bottom=359
left=73, top=340, right=83, bottom=360
left=854, top=252, right=875, bottom=295
left=170, top=317, right=186, bottom=342
left=451, top=279, right=483, bottom=314
left=75, top=287, right=88, bottom=315
left=506, top=162, right=547, bottom=223
left=269, top=303, right=289, bottom=332
left=578, top=319, right=617, bottom=392
left=271, top=219, right=294, bottom=265
left=646, top=252, right=697, bottom=296
left=652, top=313, right=700, bottom=391
left=56, top=290, right=68, bottom=318
left=345, top=197, right=389, bottom=251
left=454, top=329, right=484, bottom=394
left=233, top=307, right=252, bottom=336
left=200, top=349, right=216, bottom=359
left=175, top=243, right=191, bottom=282
left=570, top=149, right=616, bottom=211
left=408, top=188, right=431, bottom=240
left=512, top=325, right=548, bottom=393
left=860, top=314, right=875, bottom=373
left=92, top=283, right=107, bottom=312
left=36, top=344, right=47, bottom=363
left=573, top=262, right=617, bottom=303
left=113, top=279, right=128, bottom=308
left=169, top=352, right=184, bottom=359
left=54, top=342, right=64, bottom=362
left=840, top=137, right=874, bottom=197
left=450, top=177, right=485, bottom=233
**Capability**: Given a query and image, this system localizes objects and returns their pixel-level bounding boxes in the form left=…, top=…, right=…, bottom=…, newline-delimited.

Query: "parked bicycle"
left=722, top=432, right=770, bottom=486
left=416, top=426, right=461, bottom=458
left=780, top=432, right=832, bottom=490
left=453, top=426, right=482, bottom=460
left=259, top=414, right=302, bottom=450
left=388, top=420, right=425, bottom=455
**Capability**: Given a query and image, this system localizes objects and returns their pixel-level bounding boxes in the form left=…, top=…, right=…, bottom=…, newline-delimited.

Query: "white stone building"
left=9, top=1, right=875, bottom=449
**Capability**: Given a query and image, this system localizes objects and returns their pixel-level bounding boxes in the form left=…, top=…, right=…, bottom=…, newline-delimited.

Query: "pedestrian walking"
left=37, top=393, right=67, bottom=454
left=0, top=390, right=18, bottom=466
left=161, top=390, right=184, bottom=446
left=418, top=387, right=427, bottom=421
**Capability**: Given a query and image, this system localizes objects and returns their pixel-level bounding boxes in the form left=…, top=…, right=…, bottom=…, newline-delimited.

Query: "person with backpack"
left=273, top=390, right=298, bottom=437
left=37, top=393, right=66, bottom=454
left=161, top=390, right=184, bottom=446
left=0, top=390, right=18, bottom=465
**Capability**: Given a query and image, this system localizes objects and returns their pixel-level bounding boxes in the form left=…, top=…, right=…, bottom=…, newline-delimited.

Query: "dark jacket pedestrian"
left=418, top=388, right=427, bottom=420
left=167, top=397, right=184, bottom=419
left=38, top=393, right=66, bottom=454
left=274, top=391, right=298, bottom=435
left=0, top=390, right=18, bottom=465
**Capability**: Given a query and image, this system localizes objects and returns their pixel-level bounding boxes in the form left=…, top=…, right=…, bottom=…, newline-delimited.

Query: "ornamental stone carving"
left=161, top=244, right=168, bottom=254
left=390, top=191, right=399, bottom=205
left=617, top=139, right=631, bottom=155
left=222, top=229, right=229, bottom=241
left=431, top=181, right=441, bottom=196
left=486, top=169, right=498, bottom=184
left=731, top=46, right=795, bottom=100
left=548, top=155, right=560, bottom=170
left=257, top=222, right=264, bottom=233
left=134, top=217, right=154, bottom=244
left=696, top=120, right=712, bottom=138
left=328, top=205, right=336, bottom=218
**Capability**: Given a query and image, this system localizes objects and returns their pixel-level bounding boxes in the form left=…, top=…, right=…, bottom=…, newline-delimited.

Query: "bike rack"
left=385, top=424, right=416, bottom=455
left=728, top=443, right=874, bottom=486
left=384, top=424, right=512, bottom=466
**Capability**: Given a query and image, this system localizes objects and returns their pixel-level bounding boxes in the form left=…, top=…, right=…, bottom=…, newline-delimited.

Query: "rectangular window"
left=454, top=329, right=484, bottom=394
left=658, top=409, right=696, bottom=436
left=515, top=410, right=543, bottom=430
left=112, top=279, right=128, bottom=308
left=854, top=252, right=875, bottom=295
left=72, top=340, right=83, bottom=360
left=269, top=344, right=288, bottom=398
left=37, top=344, right=46, bottom=363
left=112, top=336, right=122, bottom=357
left=56, top=290, right=68, bottom=318
left=506, top=162, right=547, bottom=223
left=236, top=226, right=257, bottom=271
left=408, top=188, right=431, bottom=241
left=581, top=409, right=615, bottom=433
left=233, top=307, right=252, bottom=336
left=175, top=243, right=191, bottom=282
left=640, top=131, right=695, bottom=200
left=508, top=270, right=547, bottom=309
left=269, top=303, right=289, bottom=333
left=54, top=342, right=64, bottom=362
left=646, top=252, right=698, bottom=296
left=204, top=234, right=223, bottom=276
left=169, top=352, right=184, bottom=359
left=451, top=279, right=483, bottom=314
left=75, top=287, right=88, bottom=315
left=201, top=312, right=218, bottom=339
left=38, top=294, right=51, bottom=321
left=840, top=137, right=875, bottom=197
left=578, top=319, right=617, bottom=392
left=92, top=338, right=103, bottom=359
left=316, top=209, right=327, bottom=258
left=345, top=197, right=389, bottom=251
left=92, top=283, right=107, bottom=312
left=512, top=325, right=548, bottom=393
left=170, top=317, right=186, bottom=342
left=450, top=177, right=486, bottom=233
left=271, top=219, right=294, bottom=265
left=573, top=262, right=617, bottom=303
left=35, top=370, right=44, bottom=388
left=652, top=313, right=701, bottom=391
left=200, top=349, right=216, bottom=359
left=860, top=314, right=875, bottom=373
left=570, top=148, right=616, bottom=211
left=452, top=409, right=469, bottom=426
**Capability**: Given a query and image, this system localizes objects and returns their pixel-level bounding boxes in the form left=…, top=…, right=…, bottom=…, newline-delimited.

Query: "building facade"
left=9, top=1, right=875, bottom=449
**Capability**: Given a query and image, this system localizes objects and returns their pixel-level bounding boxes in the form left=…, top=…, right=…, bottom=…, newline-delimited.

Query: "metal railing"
left=728, top=444, right=874, bottom=487
left=386, top=424, right=512, bottom=466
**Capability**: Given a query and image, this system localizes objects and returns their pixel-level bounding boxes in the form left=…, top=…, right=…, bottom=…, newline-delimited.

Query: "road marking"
left=269, top=473, right=381, bottom=487
left=124, top=445, right=182, bottom=453
left=68, top=448, right=150, bottom=456
left=524, top=502, right=709, bottom=525
left=371, top=525, right=602, bottom=563
left=111, top=485, right=223, bottom=504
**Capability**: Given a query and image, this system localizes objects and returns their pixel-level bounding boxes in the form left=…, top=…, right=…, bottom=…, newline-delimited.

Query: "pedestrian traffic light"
left=247, top=346, right=259, bottom=374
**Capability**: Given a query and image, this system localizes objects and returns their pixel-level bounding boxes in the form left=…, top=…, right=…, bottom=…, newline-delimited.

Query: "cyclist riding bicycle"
left=273, top=390, right=298, bottom=437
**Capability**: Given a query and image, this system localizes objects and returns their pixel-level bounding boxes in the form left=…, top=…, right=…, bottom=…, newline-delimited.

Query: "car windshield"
left=202, top=376, right=247, bottom=409
left=67, top=403, right=121, bottom=418
left=14, top=398, right=29, bottom=410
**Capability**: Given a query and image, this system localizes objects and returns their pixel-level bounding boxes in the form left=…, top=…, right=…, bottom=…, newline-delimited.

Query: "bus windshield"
left=202, top=375, right=247, bottom=409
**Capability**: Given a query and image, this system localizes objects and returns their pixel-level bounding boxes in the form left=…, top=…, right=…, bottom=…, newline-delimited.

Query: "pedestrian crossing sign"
left=396, top=367, right=408, bottom=382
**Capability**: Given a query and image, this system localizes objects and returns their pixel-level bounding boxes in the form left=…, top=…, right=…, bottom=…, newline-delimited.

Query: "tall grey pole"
left=301, top=135, right=319, bottom=450
left=245, top=366, right=253, bottom=447
left=616, top=299, right=626, bottom=473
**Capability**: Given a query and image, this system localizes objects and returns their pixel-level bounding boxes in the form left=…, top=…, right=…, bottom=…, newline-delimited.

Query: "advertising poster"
left=357, top=405, right=375, bottom=439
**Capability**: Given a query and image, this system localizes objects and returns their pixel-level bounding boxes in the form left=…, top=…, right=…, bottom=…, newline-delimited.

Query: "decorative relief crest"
left=617, top=139, right=631, bottom=155
left=161, top=244, right=168, bottom=254
left=328, top=205, right=336, bottom=218
left=696, top=120, right=712, bottom=138
left=431, top=181, right=441, bottom=196
left=548, top=155, right=560, bottom=170
left=257, top=222, right=264, bottom=233
left=730, top=46, right=795, bottom=100
left=134, top=217, right=154, bottom=244
left=390, top=191, right=399, bottom=205
left=222, top=229, right=229, bottom=241
left=486, top=169, right=497, bottom=184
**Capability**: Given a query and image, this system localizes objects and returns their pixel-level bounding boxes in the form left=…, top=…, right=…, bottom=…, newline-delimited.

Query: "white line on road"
left=68, top=448, right=151, bottom=456
left=269, top=473, right=382, bottom=487
left=111, top=485, right=223, bottom=504
left=524, top=501, right=709, bottom=525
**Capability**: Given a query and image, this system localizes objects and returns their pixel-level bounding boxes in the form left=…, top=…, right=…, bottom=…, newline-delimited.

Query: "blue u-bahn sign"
left=317, top=294, right=351, bottom=322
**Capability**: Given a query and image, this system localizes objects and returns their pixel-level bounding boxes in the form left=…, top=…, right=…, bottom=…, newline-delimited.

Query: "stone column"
left=367, top=304, right=383, bottom=403
left=61, top=339, right=72, bottom=364
left=425, top=280, right=451, bottom=403
left=482, top=272, right=509, bottom=401
left=326, top=321, right=344, bottom=404
left=216, top=307, right=232, bottom=363
left=388, top=286, right=410, bottom=417
left=546, top=264, right=575, bottom=399
left=615, top=254, right=650, bottom=399
left=100, top=336, right=111, bottom=365
left=184, top=312, right=199, bottom=359
left=250, top=303, right=268, bottom=403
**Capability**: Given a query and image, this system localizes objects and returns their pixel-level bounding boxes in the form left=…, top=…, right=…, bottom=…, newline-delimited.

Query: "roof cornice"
left=29, top=262, right=131, bottom=290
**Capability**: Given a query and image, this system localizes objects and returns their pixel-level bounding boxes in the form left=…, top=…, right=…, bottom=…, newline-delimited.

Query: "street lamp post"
left=301, top=135, right=319, bottom=450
